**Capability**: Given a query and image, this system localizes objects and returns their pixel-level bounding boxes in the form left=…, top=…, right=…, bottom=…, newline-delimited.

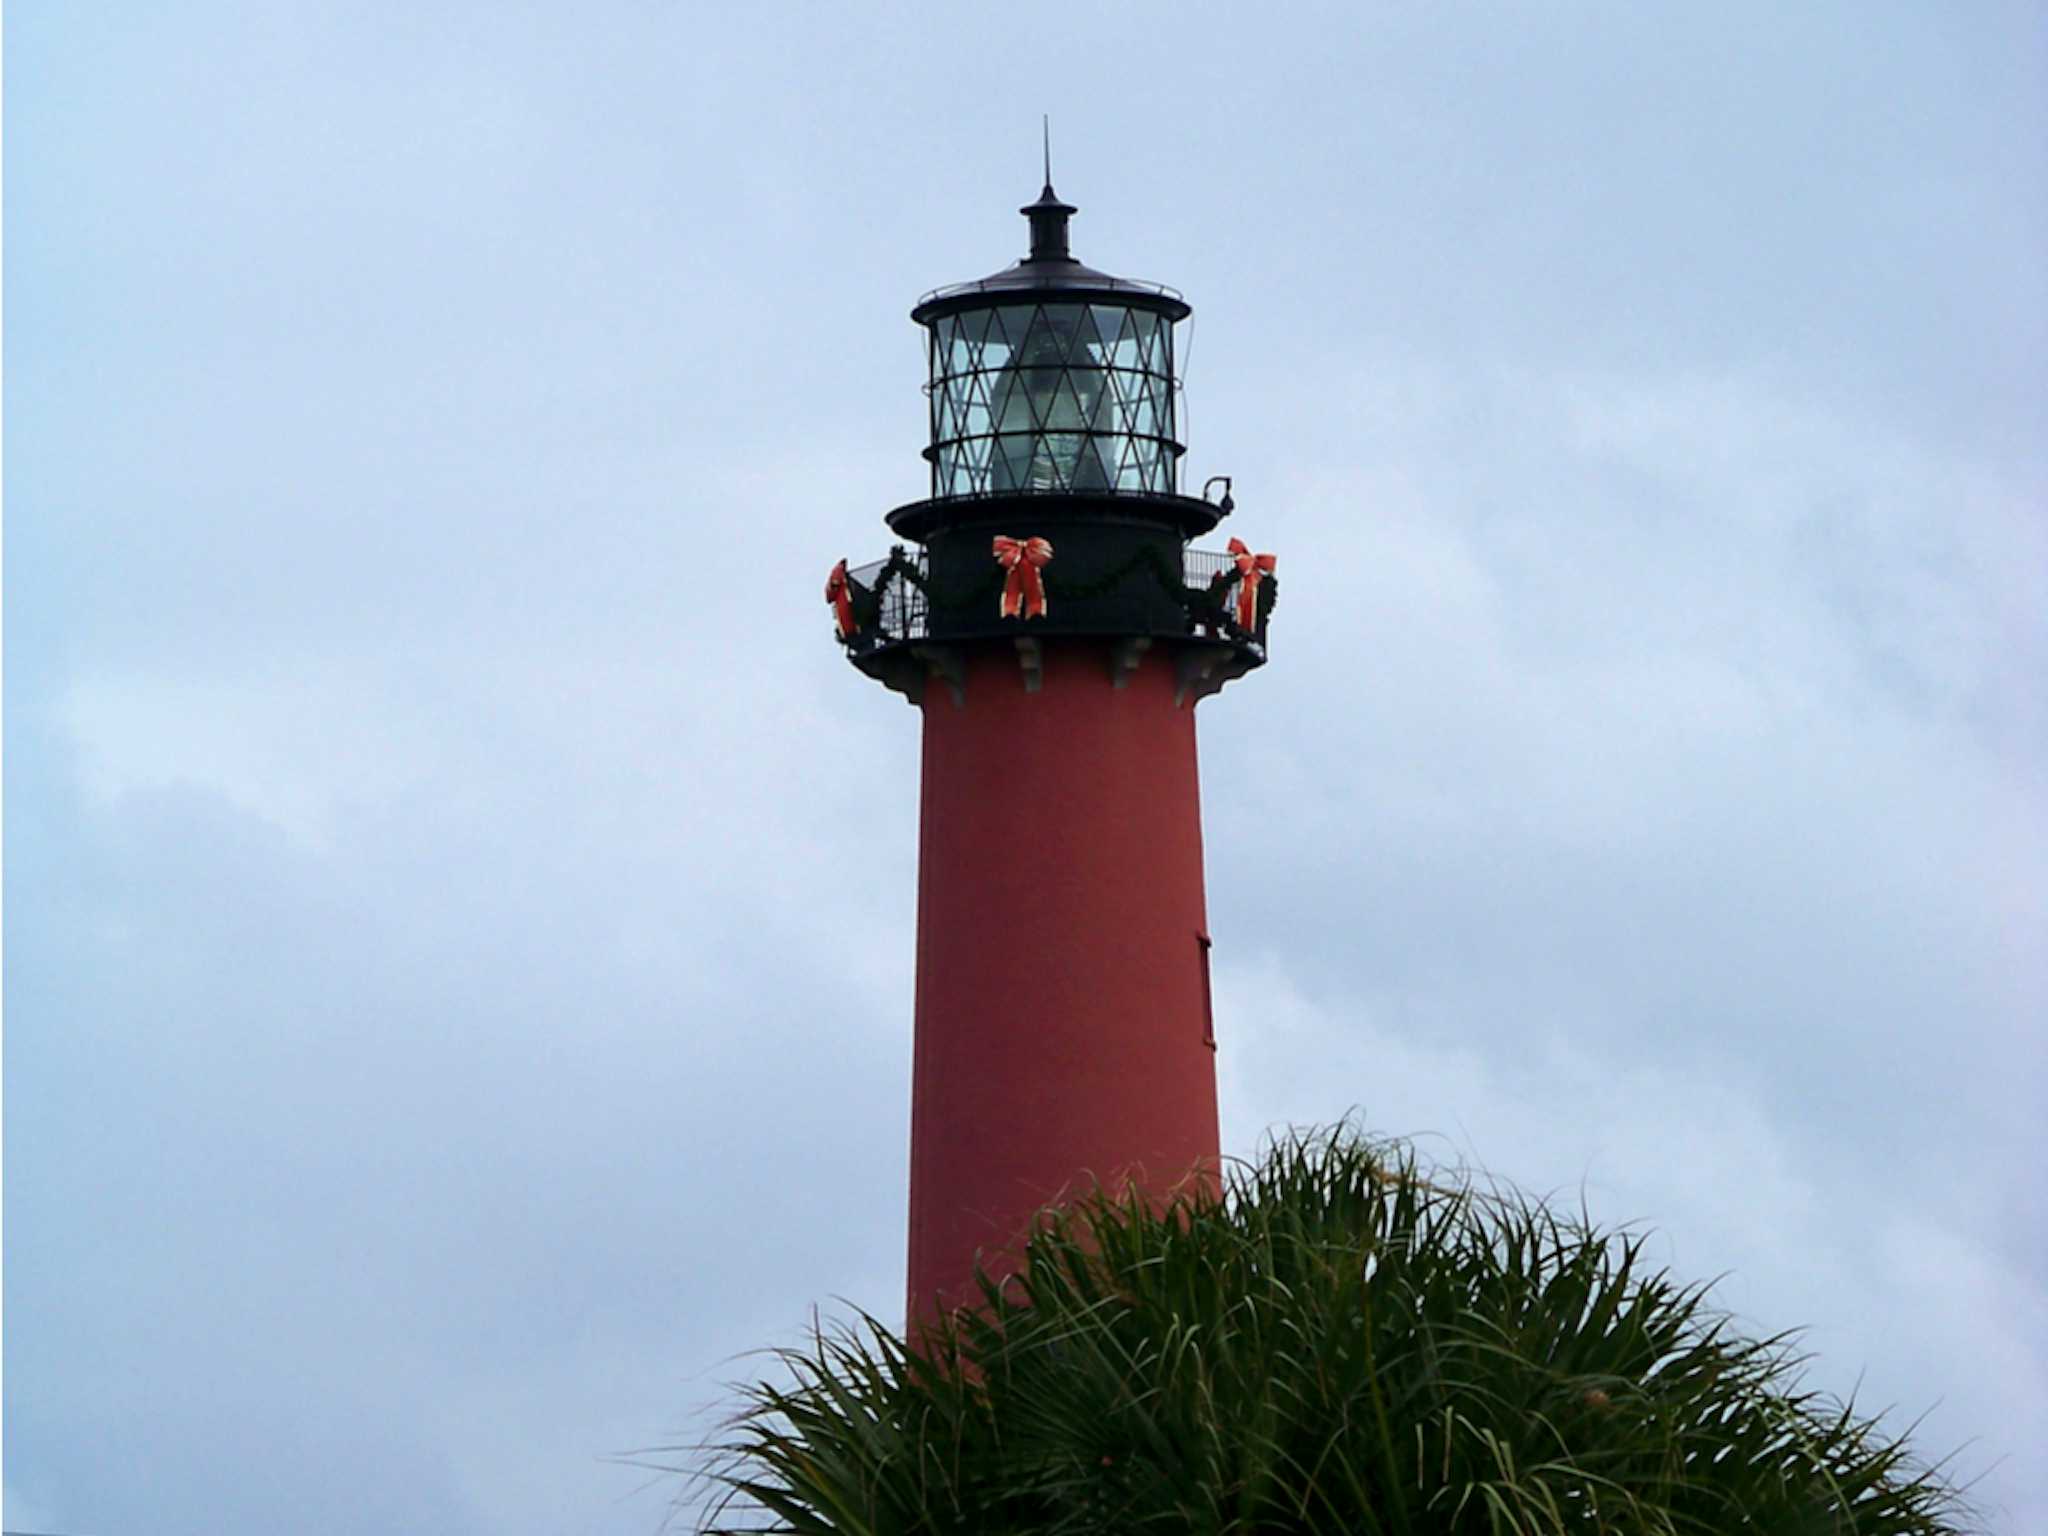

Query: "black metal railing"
left=846, top=552, right=929, bottom=643
left=841, top=545, right=1266, bottom=652
left=1181, top=547, right=1241, bottom=592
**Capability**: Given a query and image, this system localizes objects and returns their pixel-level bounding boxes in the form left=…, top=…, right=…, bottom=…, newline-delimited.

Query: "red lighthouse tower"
left=827, top=177, right=1275, bottom=1320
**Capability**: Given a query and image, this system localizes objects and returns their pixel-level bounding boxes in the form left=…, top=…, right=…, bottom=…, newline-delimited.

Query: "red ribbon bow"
left=993, top=535, right=1054, bottom=620
left=1227, top=537, right=1276, bottom=632
left=825, top=558, right=856, bottom=639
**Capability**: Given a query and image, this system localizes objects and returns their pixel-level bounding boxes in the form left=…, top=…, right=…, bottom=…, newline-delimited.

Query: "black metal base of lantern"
left=847, top=632, right=1263, bottom=710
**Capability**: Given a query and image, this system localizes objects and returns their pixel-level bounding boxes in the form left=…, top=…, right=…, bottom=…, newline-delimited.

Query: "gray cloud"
left=8, top=3, right=2042, bottom=1532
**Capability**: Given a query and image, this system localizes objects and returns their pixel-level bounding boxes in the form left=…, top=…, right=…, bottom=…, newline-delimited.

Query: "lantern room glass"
left=924, top=301, right=1180, bottom=499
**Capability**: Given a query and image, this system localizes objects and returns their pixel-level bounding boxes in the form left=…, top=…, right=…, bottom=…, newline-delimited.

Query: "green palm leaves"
left=694, top=1132, right=1967, bottom=1534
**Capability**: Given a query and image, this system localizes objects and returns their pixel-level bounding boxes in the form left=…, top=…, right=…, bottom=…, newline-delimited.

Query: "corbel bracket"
left=912, top=644, right=967, bottom=708
left=1110, top=636, right=1152, bottom=689
left=1014, top=636, right=1044, bottom=694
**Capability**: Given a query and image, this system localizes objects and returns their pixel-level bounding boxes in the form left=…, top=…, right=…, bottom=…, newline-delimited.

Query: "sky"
left=5, top=2, right=2044, bottom=1532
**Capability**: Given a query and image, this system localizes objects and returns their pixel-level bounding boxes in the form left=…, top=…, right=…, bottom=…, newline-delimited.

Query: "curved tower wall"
left=906, top=641, right=1219, bottom=1317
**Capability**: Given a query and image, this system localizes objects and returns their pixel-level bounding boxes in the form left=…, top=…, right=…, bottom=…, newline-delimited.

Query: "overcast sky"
left=7, top=3, right=2044, bottom=1532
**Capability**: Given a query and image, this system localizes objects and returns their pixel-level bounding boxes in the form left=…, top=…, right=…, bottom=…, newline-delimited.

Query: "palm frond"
left=691, top=1128, right=1973, bottom=1535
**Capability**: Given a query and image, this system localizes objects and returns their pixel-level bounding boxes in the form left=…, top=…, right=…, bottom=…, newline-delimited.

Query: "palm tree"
left=690, top=1130, right=1969, bottom=1534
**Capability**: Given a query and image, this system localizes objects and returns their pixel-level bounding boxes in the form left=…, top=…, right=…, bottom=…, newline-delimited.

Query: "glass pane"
left=1074, top=368, right=1113, bottom=431
left=1155, top=316, right=1177, bottom=376
left=1073, top=435, right=1115, bottom=491
left=1104, top=368, right=1144, bottom=429
left=1105, top=309, right=1137, bottom=369
left=987, top=367, right=1031, bottom=435
left=1128, top=385, right=1158, bottom=438
left=1027, top=311, right=1068, bottom=376
left=1006, top=305, right=1052, bottom=365
left=961, top=375, right=992, bottom=438
left=1118, top=437, right=1144, bottom=493
left=1044, top=372, right=1085, bottom=430
left=1035, top=304, right=1085, bottom=365
left=981, top=306, right=1025, bottom=370
left=946, top=311, right=987, bottom=377
left=1031, top=435, right=1060, bottom=492
left=964, top=434, right=992, bottom=490
left=1113, top=436, right=1142, bottom=491
left=1037, top=370, right=1070, bottom=431
left=988, top=434, right=1029, bottom=491
left=1040, top=436, right=1073, bottom=489
left=1009, top=370, right=1045, bottom=432
left=1085, top=305, right=1125, bottom=367
left=1137, top=439, right=1166, bottom=493
left=1122, top=309, right=1155, bottom=372
left=1067, top=305, right=1102, bottom=365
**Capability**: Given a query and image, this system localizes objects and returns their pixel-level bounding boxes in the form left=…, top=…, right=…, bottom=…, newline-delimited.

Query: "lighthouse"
left=826, top=174, right=1275, bottom=1320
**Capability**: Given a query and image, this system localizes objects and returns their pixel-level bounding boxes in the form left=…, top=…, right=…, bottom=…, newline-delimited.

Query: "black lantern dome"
left=894, top=182, right=1205, bottom=537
